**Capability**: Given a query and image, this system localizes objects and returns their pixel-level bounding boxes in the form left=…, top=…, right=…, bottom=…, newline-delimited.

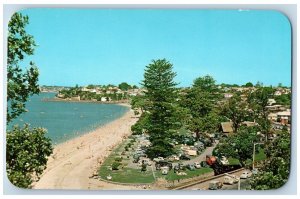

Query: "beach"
left=33, top=105, right=140, bottom=190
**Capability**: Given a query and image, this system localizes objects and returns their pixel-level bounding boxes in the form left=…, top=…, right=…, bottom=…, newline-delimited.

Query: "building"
left=277, top=110, right=291, bottom=125
left=220, top=122, right=234, bottom=134
left=224, top=93, right=233, bottom=99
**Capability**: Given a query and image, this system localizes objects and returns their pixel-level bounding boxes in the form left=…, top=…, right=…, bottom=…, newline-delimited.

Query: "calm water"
left=8, top=93, right=129, bottom=144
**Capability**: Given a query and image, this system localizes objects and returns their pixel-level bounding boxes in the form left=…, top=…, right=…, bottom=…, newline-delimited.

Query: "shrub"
left=114, top=157, right=123, bottom=162
left=111, top=162, right=121, bottom=170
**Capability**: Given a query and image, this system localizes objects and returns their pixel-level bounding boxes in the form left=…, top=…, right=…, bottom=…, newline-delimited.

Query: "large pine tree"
left=141, top=59, right=180, bottom=158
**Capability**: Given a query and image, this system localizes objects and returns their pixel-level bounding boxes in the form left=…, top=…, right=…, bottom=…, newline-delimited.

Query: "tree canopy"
left=141, top=59, right=180, bottom=158
left=180, top=75, right=221, bottom=138
left=6, top=125, right=53, bottom=188
left=118, top=82, right=132, bottom=91
left=7, top=13, right=40, bottom=123
left=213, top=126, right=260, bottom=166
left=6, top=13, right=53, bottom=188
left=250, top=130, right=290, bottom=190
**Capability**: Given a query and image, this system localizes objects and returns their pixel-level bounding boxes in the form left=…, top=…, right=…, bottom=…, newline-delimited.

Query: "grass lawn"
left=98, top=137, right=156, bottom=184
left=155, top=167, right=213, bottom=181
left=98, top=135, right=214, bottom=184
left=99, top=166, right=155, bottom=183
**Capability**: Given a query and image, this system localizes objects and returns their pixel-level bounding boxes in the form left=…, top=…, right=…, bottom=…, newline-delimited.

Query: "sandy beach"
left=33, top=105, right=140, bottom=190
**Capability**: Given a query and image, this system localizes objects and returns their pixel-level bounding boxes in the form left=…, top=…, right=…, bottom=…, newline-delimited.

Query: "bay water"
left=7, top=92, right=129, bottom=144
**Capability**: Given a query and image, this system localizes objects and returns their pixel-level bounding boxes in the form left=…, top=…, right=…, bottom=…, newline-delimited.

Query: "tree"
left=248, top=87, right=275, bottom=140
left=130, top=95, right=148, bottom=114
left=6, top=13, right=53, bottom=188
left=244, top=82, right=254, bottom=87
left=6, top=125, right=53, bottom=188
left=180, top=75, right=221, bottom=139
left=193, top=75, right=218, bottom=93
left=213, top=126, right=259, bottom=166
left=118, top=82, right=132, bottom=91
left=255, top=81, right=263, bottom=87
left=274, top=93, right=291, bottom=107
left=7, top=13, right=40, bottom=123
left=141, top=59, right=180, bottom=158
left=250, top=130, right=290, bottom=190
left=222, top=94, right=248, bottom=132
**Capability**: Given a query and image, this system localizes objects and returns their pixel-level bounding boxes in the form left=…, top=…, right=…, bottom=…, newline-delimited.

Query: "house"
left=220, top=122, right=234, bottom=134
left=101, top=97, right=109, bottom=102
left=266, top=105, right=285, bottom=111
left=268, top=113, right=278, bottom=121
left=224, top=93, right=233, bottom=99
left=241, top=121, right=258, bottom=127
left=268, top=98, right=276, bottom=106
left=277, top=110, right=291, bottom=125
left=274, top=90, right=282, bottom=96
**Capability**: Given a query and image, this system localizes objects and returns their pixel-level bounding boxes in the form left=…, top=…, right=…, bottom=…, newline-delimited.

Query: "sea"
left=7, top=92, right=129, bottom=144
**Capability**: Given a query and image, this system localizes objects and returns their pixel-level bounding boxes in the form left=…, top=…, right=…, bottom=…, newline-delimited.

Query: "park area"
left=98, top=134, right=215, bottom=185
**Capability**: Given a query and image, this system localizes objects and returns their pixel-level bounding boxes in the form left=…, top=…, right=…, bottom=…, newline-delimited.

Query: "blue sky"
left=18, top=9, right=291, bottom=87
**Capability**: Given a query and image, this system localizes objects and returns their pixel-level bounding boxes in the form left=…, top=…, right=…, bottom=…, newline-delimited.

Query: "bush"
left=111, top=162, right=121, bottom=170
left=6, top=125, right=53, bottom=188
left=114, top=157, right=123, bottom=162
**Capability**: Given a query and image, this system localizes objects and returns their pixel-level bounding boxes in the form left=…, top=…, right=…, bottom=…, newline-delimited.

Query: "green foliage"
left=141, top=59, right=180, bottom=158
left=111, top=161, right=121, bottom=170
left=248, top=87, right=275, bottom=138
left=213, top=126, right=259, bottom=166
left=141, top=164, right=147, bottom=172
left=7, top=12, right=40, bottom=123
left=6, top=125, right=53, bottom=188
left=130, top=95, right=148, bottom=113
left=244, top=82, right=254, bottom=87
left=274, top=93, right=291, bottom=107
left=180, top=75, right=221, bottom=138
left=131, top=112, right=150, bottom=135
left=118, top=82, right=132, bottom=91
left=193, top=75, right=218, bottom=93
left=222, top=94, right=248, bottom=132
left=250, top=131, right=290, bottom=190
left=114, top=157, right=123, bottom=162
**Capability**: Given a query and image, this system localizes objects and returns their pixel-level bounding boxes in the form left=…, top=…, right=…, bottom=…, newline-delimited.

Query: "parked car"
left=200, top=161, right=209, bottom=168
left=178, top=163, right=185, bottom=170
left=174, top=165, right=180, bottom=172
left=161, top=166, right=169, bottom=175
left=209, top=180, right=223, bottom=190
left=153, top=157, right=164, bottom=162
left=167, top=155, right=180, bottom=162
left=240, top=170, right=252, bottom=179
left=223, top=176, right=234, bottom=185
left=186, top=164, right=195, bottom=171
left=194, top=162, right=201, bottom=169
left=155, top=160, right=173, bottom=170
left=180, top=154, right=191, bottom=160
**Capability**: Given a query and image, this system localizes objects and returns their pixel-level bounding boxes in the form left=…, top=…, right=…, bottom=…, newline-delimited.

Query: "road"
left=172, top=140, right=219, bottom=167
left=181, top=169, right=247, bottom=190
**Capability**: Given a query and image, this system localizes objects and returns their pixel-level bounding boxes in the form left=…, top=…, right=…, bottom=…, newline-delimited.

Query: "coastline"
left=33, top=106, right=139, bottom=190
left=43, top=97, right=130, bottom=105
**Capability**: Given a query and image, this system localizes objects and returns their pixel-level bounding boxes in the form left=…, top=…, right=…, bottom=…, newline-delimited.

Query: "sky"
left=18, top=9, right=291, bottom=87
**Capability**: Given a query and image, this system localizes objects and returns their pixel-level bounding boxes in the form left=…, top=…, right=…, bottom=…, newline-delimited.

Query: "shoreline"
left=51, top=104, right=130, bottom=147
left=33, top=107, right=139, bottom=190
left=43, top=97, right=130, bottom=105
